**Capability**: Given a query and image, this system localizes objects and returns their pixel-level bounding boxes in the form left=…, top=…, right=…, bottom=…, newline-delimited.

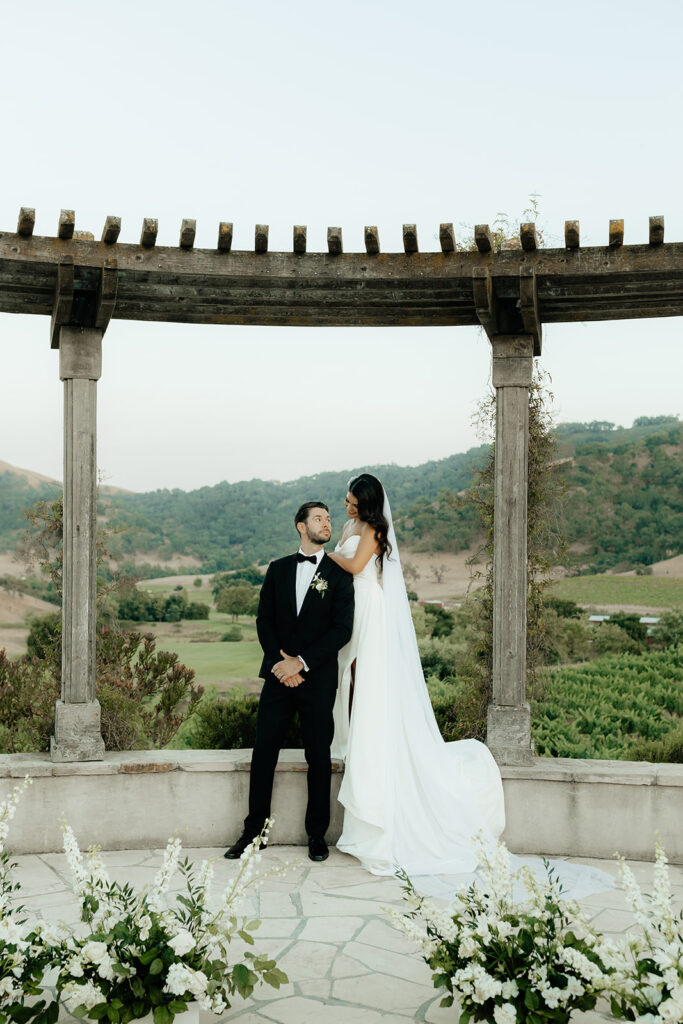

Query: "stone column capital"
left=59, top=326, right=102, bottom=381
left=492, top=334, right=534, bottom=388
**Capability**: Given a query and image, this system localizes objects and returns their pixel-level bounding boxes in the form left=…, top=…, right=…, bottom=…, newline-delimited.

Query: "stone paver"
left=8, top=845, right=681, bottom=1023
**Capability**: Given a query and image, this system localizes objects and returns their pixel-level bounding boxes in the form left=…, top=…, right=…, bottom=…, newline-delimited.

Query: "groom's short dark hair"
left=295, top=501, right=329, bottom=528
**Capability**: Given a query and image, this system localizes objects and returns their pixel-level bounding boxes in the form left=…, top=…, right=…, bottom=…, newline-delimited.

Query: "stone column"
left=486, top=335, right=535, bottom=765
left=50, top=326, right=105, bottom=762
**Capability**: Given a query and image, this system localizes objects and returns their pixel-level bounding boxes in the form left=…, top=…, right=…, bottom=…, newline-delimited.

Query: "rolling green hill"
left=0, top=416, right=680, bottom=575
left=398, top=418, right=682, bottom=574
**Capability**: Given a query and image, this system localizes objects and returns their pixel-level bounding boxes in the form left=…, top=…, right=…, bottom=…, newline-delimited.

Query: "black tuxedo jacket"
left=256, top=553, right=354, bottom=687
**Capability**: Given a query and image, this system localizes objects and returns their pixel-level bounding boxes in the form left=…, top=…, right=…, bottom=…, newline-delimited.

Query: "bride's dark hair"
left=348, top=473, right=393, bottom=568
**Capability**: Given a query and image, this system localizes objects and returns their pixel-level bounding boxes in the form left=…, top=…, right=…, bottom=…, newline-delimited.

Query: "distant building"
left=587, top=613, right=661, bottom=643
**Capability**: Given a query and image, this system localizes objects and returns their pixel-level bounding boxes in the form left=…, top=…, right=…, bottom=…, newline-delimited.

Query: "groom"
left=225, top=501, right=354, bottom=862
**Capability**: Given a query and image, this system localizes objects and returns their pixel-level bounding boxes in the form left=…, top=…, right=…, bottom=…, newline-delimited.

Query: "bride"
left=327, top=472, right=506, bottom=878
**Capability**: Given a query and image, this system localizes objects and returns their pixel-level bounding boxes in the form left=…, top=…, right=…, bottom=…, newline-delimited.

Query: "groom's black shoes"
left=224, top=832, right=266, bottom=859
left=308, top=837, right=329, bottom=862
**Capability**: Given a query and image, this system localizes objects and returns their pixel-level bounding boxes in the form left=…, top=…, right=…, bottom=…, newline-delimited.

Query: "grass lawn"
left=550, top=575, right=683, bottom=609
left=128, top=612, right=262, bottom=687
left=166, top=639, right=261, bottom=686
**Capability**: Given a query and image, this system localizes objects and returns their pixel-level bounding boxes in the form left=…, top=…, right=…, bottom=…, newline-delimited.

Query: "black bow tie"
left=297, top=553, right=318, bottom=565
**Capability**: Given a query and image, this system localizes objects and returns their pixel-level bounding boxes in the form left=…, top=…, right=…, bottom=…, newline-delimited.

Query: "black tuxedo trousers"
left=245, top=552, right=354, bottom=839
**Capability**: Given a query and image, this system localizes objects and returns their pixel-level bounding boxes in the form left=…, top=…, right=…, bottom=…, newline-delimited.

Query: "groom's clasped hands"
left=272, top=648, right=304, bottom=688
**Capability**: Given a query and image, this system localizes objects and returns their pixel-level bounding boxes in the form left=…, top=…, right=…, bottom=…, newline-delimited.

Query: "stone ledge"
left=0, top=751, right=680, bottom=860
left=500, top=756, right=683, bottom=787
left=0, top=749, right=346, bottom=778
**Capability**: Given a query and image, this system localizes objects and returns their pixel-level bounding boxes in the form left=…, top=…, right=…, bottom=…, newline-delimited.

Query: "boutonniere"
left=310, top=572, right=329, bottom=598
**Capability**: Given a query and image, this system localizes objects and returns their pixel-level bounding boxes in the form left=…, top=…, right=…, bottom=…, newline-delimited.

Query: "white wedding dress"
left=331, top=492, right=614, bottom=900
left=331, top=531, right=505, bottom=877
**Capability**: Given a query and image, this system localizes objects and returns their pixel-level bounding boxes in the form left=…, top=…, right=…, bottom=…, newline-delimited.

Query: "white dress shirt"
left=295, top=548, right=324, bottom=615
left=294, top=548, right=325, bottom=673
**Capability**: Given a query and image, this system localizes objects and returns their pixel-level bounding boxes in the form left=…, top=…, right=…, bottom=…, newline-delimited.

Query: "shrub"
left=539, top=610, right=593, bottom=665
left=117, top=588, right=208, bottom=623
left=188, top=690, right=303, bottom=749
left=609, top=612, right=648, bottom=645
left=26, top=612, right=61, bottom=661
left=0, top=627, right=203, bottom=753
left=625, top=723, right=683, bottom=763
left=97, top=627, right=203, bottom=749
left=182, top=600, right=209, bottom=620
left=417, top=636, right=460, bottom=680
left=0, top=649, right=57, bottom=752
left=652, top=610, right=683, bottom=647
left=423, top=604, right=455, bottom=638
left=545, top=596, right=581, bottom=619
left=592, top=622, right=642, bottom=656
left=221, top=627, right=243, bottom=642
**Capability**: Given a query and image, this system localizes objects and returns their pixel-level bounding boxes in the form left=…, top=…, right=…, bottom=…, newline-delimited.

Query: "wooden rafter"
left=1, top=215, right=682, bottom=340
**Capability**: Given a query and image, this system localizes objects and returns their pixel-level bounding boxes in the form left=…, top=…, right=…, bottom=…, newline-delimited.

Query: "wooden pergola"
left=1, top=209, right=681, bottom=765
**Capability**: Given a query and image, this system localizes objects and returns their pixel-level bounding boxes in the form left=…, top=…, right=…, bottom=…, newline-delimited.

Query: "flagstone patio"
left=13, top=843, right=683, bottom=1024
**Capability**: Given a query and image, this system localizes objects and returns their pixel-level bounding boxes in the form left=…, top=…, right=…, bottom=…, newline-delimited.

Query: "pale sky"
left=1, top=0, right=681, bottom=492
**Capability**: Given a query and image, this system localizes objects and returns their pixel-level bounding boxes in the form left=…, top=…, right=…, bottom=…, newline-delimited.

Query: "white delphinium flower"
left=218, top=817, right=288, bottom=915
left=652, top=843, right=678, bottom=943
left=148, top=836, right=182, bottom=912
left=612, top=845, right=683, bottom=1023
left=210, top=993, right=227, bottom=1014
left=617, top=855, right=650, bottom=931
left=159, top=909, right=180, bottom=936
left=65, top=954, right=85, bottom=978
left=0, top=776, right=31, bottom=855
left=500, top=979, right=519, bottom=999
left=196, top=858, right=214, bottom=903
left=0, top=975, right=23, bottom=1001
left=85, top=844, right=111, bottom=889
left=61, top=823, right=90, bottom=898
left=458, top=933, right=479, bottom=958
left=0, top=914, right=24, bottom=945
left=60, top=978, right=105, bottom=1011
left=566, top=975, right=585, bottom=999
left=560, top=945, right=607, bottom=985
left=476, top=834, right=514, bottom=911
left=492, top=1002, right=516, bottom=1024
left=33, top=918, right=67, bottom=946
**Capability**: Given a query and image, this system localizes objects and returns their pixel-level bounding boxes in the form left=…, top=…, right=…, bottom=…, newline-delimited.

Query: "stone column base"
left=50, top=700, right=105, bottom=762
left=487, top=703, right=534, bottom=766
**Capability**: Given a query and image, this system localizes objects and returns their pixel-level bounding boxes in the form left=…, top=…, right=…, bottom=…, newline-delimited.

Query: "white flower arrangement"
left=609, top=843, right=683, bottom=1024
left=310, top=573, right=329, bottom=598
left=45, top=818, right=290, bottom=1023
left=386, top=837, right=620, bottom=1024
left=0, top=777, right=58, bottom=1024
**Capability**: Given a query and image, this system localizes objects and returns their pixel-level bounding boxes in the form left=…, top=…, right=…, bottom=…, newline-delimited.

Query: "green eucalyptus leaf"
left=139, top=947, right=161, bottom=966
left=152, top=1007, right=172, bottom=1024
left=88, top=1005, right=109, bottom=1020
